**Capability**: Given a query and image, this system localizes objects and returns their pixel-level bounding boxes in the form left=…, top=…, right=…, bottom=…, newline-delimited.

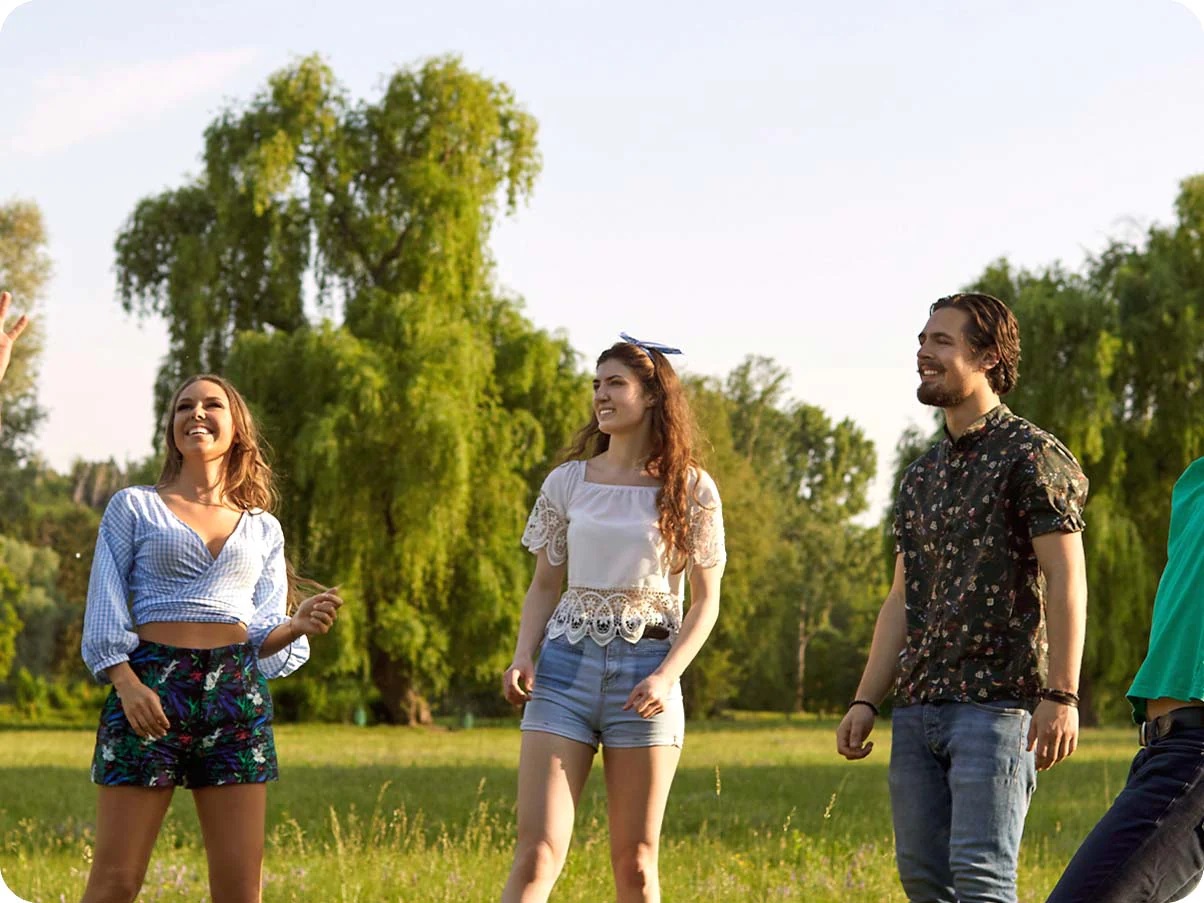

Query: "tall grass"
left=0, top=719, right=1138, bottom=902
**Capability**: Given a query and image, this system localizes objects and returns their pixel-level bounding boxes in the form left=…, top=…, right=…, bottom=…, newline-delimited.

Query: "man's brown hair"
left=930, top=293, right=1021, bottom=395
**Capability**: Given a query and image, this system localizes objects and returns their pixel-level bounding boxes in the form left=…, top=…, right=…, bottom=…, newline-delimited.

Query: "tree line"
left=1, top=54, right=1201, bottom=724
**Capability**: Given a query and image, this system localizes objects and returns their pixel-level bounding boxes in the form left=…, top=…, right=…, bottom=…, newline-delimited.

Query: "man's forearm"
left=855, top=589, right=907, bottom=704
left=1045, top=573, right=1086, bottom=693
left=1034, top=532, right=1088, bottom=693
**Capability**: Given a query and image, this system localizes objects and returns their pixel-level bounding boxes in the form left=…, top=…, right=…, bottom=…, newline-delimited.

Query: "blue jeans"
left=889, top=701, right=1037, bottom=903
left=1044, top=726, right=1204, bottom=903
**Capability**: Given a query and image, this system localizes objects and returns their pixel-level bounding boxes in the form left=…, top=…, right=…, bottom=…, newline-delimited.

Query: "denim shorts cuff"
left=602, top=736, right=684, bottom=750
left=520, top=722, right=599, bottom=751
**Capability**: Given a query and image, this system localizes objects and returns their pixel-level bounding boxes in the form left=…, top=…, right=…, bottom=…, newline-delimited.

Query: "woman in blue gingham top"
left=82, top=485, right=306, bottom=681
left=78, top=374, right=343, bottom=903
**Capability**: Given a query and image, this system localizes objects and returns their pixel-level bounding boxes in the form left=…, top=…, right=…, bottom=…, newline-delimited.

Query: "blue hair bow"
left=620, top=332, right=683, bottom=358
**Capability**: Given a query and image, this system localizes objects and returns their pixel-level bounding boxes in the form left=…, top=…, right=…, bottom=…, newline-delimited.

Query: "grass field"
left=0, top=717, right=1139, bottom=902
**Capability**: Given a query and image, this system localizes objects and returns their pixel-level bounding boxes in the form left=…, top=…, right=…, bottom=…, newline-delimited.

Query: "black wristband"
left=1038, top=688, right=1080, bottom=707
left=848, top=699, right=880, bottom=717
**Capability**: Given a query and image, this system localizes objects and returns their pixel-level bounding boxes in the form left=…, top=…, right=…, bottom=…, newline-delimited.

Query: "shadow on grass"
left=2, top=750, right=1125, bottom=862
left=1, top=760, right=889, bottom=843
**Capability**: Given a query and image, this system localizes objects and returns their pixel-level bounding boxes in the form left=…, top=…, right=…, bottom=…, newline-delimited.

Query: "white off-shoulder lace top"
left=521, top=460, right=726, bottom=646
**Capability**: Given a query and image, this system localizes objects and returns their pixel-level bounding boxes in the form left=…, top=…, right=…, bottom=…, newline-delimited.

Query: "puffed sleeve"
left=246, top=515, right=310, bottom=679
left=521, top=463, right=573, bottom=565
left=688, top=470, right=726, bottom=570
left=1015, top=435, right=1089, bottom=538
left=81, top=490, right=142, bottom=682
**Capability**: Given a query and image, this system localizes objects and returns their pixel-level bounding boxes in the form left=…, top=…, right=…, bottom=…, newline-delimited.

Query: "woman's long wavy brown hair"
left=563, top=342, right=701, bottom=572
left=157, top=373, right=316, bottom=612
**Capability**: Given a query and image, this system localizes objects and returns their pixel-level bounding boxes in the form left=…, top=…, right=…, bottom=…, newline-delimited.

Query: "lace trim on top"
left=521, top=493, right=567, bottom=565
left=689, top=504, right=726, bottom=569
left=546, top=586, right=681, bottom=646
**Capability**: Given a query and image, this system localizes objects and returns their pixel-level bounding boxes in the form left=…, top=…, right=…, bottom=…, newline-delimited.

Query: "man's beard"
left=916, top=381, right=971, bottom=408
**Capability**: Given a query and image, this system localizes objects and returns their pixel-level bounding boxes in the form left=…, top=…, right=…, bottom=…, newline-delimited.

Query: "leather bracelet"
left=1038, top=688, right=1080, bottom=707
left=848, top=699, right=880, bottom=717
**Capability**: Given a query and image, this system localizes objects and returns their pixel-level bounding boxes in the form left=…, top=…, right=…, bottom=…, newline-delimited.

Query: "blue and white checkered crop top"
left=81, top=486, right=310, bottom=682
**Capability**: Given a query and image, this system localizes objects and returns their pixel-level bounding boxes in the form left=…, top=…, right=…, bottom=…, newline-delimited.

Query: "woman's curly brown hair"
left=563, top=342, right=701, bottom=572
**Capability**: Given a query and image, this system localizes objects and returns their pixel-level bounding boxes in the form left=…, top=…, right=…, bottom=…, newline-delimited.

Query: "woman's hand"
left=624, top=671, right=674, bottom=719
left=0, top=291, right=29, bottom=386
left=113, top=674, right=171, bottom=740
left=289, top=588, right=344, bottom=638
left=502, top=656, right=535, bottom=706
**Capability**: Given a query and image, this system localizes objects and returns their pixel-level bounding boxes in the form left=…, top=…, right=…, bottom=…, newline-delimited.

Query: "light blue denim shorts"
left=521, top=633, right=685, bottom=749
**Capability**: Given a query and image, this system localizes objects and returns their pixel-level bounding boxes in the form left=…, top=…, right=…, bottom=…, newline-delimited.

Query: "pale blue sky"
left=2, top=0, right=1203, bottom=518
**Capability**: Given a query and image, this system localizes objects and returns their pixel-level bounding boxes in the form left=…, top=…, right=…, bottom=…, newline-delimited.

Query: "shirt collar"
left=943, top=404, right=1010, bottom=449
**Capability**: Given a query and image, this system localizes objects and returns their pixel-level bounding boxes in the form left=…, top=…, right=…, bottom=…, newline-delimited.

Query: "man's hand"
left=1027, top=699, right=1079, bottom=771
left=0, top=291, right=29, bottom=385
left=837, top=704, right=878, bottom=760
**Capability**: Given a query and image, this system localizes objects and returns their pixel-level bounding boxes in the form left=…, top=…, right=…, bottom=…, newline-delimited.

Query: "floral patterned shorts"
left=91, top=640, right=278, bottom=788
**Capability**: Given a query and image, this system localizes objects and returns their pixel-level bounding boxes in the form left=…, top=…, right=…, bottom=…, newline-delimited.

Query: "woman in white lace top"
left=501, top=337, right=726, bottom=903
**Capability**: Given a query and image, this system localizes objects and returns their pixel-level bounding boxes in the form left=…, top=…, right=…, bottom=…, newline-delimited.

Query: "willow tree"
left=1084, top=175, right=1204, bottom=719
left=115, top=55, right=582, bottom=722
left=1094, top=175, right=1204, bottom=551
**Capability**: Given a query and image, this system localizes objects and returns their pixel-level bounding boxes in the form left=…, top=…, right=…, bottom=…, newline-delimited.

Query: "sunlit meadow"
left=0, top=718, right=1136, bottom=902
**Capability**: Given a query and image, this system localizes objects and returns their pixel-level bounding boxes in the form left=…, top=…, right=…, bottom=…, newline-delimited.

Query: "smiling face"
left=170, top=379, right=237, bottom=462
left=593, top=359, right=655, bottom=436
left=916, top=306, right=998, bottom=408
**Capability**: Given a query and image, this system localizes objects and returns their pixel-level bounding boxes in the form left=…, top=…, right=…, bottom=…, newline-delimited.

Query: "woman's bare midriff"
left=138, top=621, right=248, bottom=649
left=1146, top=696, right=1204, bottom=720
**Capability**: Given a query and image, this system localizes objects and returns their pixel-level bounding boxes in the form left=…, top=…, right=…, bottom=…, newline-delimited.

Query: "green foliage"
left=688, top=359, right=885, bottom=715
left=0, top=535, right=61, bottom=677
left=2, top=668, right=105, bottom=724
left=115, top=55, right=543, bottom=411
left=0, top=565, right=23, bottom=682
left=270, top=674, right=377, bottom=724
left=0, top=457, right=143, bottom=690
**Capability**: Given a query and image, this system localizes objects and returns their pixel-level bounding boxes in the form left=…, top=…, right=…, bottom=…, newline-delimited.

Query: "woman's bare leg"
left=193, top=784, right=267, bottom=903
left=501, top=731, right=596, bottom=903
left=80, top=786, right=173, bottom=903
left=602, top=745, right=681, bottom=903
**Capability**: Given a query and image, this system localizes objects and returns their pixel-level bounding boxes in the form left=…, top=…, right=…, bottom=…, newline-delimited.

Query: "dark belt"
left=643, top=625, right=671, bottom=640
left=1138, top=706, right=1204, bottom=746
